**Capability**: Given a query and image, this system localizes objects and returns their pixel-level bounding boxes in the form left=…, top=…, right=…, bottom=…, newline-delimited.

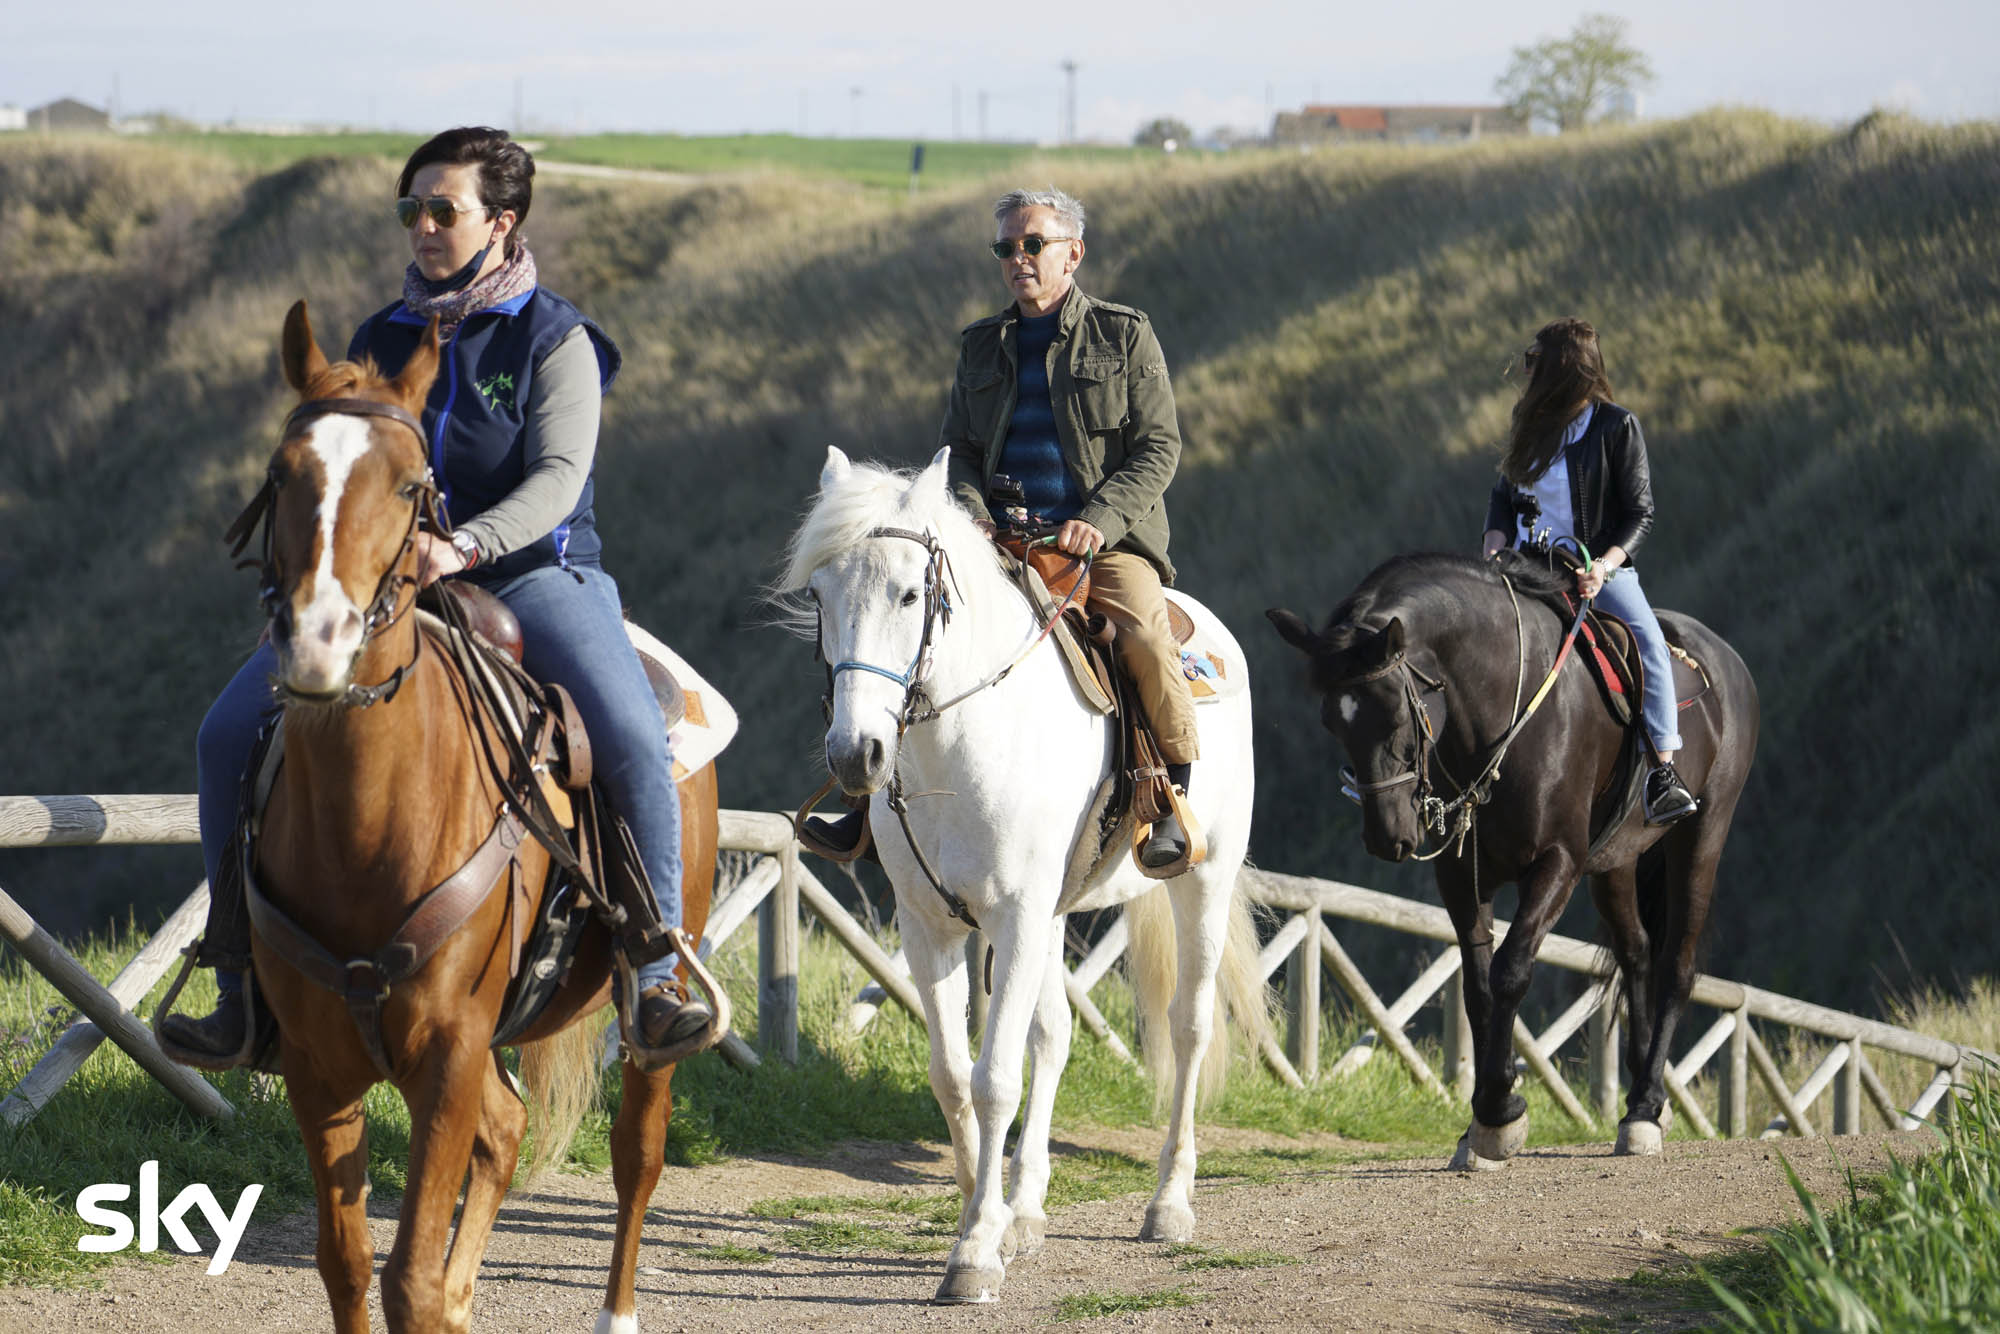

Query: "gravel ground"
left=1, top=1125, right=1917, bottom=1332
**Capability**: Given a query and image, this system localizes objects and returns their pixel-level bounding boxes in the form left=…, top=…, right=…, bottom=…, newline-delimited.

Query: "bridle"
left=226, top=396, right=442, bottom=710
left=811, top=524, right=1089, bottom=930
left=1333, top=572, right=1590, bottom=862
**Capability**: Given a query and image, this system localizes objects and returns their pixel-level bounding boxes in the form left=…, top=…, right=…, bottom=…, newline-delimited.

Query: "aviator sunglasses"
left=395, top=195, right=497, bottom=229
left=989, top=234, right=1077, bottom=260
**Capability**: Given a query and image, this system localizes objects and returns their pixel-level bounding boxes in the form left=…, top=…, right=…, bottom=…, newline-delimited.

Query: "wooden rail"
left=1, top=795, right=1987, bottom=1139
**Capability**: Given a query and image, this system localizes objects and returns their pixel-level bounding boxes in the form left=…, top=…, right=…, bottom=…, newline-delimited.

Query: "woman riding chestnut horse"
left=162, top=126, right=709, bottom=1068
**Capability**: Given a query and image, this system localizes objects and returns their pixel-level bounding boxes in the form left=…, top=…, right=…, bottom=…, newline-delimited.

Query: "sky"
left=8, top=1, right=1999, bottom=142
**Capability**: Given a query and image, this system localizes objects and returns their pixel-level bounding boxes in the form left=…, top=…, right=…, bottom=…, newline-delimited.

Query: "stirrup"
left=792, top=776, right=875, bottom=864
left=152, top=945, right=261, bottom=1072
left=615, top=927, right=731, bottom=1071
left=1132, top=785, right=1206, bottom=880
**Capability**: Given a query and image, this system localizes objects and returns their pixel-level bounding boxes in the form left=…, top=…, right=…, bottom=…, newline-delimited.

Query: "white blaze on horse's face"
left=1338, top=694, right=1358, bottom=725
left=271, top=417, right=381, bottom=696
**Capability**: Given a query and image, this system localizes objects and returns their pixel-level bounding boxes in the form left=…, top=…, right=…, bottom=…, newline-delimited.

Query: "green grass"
left=1053, top=1286, right=1201, bottom=1320
left=1693, top=1066, right=2000, bottom=1331
left=1165, top=1242, right=1299, bottom=1271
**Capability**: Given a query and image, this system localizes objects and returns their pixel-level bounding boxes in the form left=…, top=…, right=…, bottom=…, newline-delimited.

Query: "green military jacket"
left=941, top=283, right=1182, bottom=584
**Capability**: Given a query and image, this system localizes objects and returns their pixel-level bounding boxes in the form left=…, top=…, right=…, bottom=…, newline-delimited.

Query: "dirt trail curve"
left=2, top=1126, right=1913, bottom=1333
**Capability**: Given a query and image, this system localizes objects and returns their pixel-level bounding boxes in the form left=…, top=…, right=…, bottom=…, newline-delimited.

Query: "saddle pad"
left=1164, top=590, right=1245, bottom=704
left=622, top=621, right=739, bottom=780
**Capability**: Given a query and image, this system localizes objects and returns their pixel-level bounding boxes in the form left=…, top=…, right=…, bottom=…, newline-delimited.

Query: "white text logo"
left=75, top=1160, right=262, bottom=1276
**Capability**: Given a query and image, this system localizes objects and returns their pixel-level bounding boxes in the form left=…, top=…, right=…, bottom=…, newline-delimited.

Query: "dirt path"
left=2, top=1126, right=1914, bottom=1332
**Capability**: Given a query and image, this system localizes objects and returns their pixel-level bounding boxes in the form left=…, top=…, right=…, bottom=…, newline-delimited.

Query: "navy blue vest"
left=349, top=287, right=622, bottom=585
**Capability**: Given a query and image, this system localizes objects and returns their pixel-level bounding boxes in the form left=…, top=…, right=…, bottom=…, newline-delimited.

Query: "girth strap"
left=245, top=803, right=527, bottom=1079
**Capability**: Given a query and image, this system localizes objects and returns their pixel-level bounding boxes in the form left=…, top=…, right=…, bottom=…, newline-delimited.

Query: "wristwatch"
left=449, top=529, right=481, bottom=569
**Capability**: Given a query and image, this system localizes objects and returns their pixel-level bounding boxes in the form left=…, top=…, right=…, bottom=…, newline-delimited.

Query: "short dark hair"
left=396, top=127, right=534, bottom=256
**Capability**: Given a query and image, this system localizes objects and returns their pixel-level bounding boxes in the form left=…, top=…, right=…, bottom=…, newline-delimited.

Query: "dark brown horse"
left=250, top=300, right=716, bottom=1332
left=1270, top=552, right=1757, bottom=1165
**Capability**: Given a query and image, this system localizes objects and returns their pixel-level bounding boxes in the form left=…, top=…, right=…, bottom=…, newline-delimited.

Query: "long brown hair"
left=1501, top=317, right=1615, bottom=485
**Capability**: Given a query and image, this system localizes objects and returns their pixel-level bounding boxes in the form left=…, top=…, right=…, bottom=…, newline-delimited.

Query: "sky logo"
left=75, top=1161, right=262, bottom=1276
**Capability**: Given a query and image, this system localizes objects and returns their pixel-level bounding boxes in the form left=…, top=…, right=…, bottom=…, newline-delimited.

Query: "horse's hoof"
left=1469, top=1110, right=1529, bottom=1161
left=1001, top=1214, right=1046, bottom=1260
left=1140, top=1201, right=1196, bottom=1243
left=1447, top=1130, right=1508, bottom=1172
left=933, top=1264, right=1004, bottom=1304
left=1615, top=1119, right=1664, bottom=1156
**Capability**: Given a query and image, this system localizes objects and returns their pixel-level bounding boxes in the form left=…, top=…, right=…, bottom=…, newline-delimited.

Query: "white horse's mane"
left=778, top=455, right=997, bottom=599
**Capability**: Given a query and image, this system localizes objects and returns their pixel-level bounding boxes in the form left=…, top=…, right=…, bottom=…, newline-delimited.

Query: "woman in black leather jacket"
left=1480, top=317, right=1697, bottom=825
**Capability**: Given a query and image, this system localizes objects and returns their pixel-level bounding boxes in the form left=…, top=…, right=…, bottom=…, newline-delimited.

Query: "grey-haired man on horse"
left=806, top=186, right=1200, bottom=867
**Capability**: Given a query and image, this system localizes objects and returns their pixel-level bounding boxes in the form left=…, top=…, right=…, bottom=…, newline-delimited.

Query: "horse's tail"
left=1125, top=880, right=1275, bottom=1109
left=514, top=1017, right=605, bottom=1188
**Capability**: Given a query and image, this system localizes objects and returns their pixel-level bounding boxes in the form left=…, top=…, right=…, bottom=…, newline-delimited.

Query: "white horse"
left=781, top=447, right=1263, bottom=1304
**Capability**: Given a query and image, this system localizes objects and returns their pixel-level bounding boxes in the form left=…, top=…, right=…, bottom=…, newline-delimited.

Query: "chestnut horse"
left=1270, top=553, right=1757, bottom=1166
left=249, top=300, right=713, bottom=1333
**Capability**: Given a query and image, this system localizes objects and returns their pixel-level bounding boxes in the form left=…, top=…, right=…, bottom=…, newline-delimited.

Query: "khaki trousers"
left=1086, top=551, right=1200, bottom=766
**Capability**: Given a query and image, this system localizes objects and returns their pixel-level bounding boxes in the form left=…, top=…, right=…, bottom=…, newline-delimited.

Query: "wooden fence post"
left=758, top=841, right=801, bottom=1063
left=1589, top=987, right=1620, bottom=1125
left=1833, top=1038, right=1862, bottom=1135
left=1720, top=1006, right=1749, bottom=1137
left=1285, top=912, right=1320, bottom=1080
left=1443, top=962, right=1473, bottom=1099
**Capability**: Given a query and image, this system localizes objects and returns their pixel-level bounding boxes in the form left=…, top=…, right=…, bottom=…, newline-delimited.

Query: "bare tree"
left=1495, top=13, right=1654, bottom=132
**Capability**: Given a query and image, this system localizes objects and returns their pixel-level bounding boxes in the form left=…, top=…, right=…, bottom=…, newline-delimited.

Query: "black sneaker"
left=158, top=989, right=252, bottom=1070
left=1643, top=763, right=1699, bottom=826
left=1140, top=814, right=1189, bottom=869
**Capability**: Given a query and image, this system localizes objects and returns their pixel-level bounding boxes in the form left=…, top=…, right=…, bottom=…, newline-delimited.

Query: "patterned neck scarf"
left=401, top=243, right=538, bottom=342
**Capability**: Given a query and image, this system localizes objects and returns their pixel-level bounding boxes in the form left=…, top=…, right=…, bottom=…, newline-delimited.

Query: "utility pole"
left=513, top=77, right=523, bottom=134
left=799, top=89, right=808, bottom=136
left=1060, top=60, right=1077, bottom=143
left=978, top=89, right=989, bottom=141
left=849, top=85, right=862, bottom=138
left=952, top=83, right=961, bottom=140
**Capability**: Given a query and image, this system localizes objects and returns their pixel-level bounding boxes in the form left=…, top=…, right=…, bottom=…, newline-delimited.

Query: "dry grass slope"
left=1, top=110, right=1995, bottom=1015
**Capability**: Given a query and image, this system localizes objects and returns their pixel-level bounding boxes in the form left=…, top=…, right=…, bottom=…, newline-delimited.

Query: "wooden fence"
left=1, top=794, right=1986, bottom=1138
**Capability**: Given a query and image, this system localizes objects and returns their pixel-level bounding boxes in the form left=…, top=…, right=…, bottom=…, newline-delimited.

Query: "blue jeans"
left=1590, top=566, right=1684, bottom=755
left=196, top=563, right=683, bottom=992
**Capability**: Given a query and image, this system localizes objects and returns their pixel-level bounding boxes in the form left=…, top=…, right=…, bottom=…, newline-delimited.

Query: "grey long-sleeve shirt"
left=453, top=325, right=601, bottom=562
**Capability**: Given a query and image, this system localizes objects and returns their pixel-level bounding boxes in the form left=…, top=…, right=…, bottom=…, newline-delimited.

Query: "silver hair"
left=993, top=187, right=1085, bottom=238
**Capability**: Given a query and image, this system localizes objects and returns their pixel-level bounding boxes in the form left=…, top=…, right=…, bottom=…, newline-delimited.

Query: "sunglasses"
left=394, top=196, right=496, bottom=230
left=989, top=235, right=1076, bottom=260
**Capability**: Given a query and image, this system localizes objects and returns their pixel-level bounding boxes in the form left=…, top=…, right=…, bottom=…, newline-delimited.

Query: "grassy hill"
left=1, top=111, right=1995, bottom=1014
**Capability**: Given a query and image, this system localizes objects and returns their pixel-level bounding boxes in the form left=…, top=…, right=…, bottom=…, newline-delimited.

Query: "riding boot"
left=799, top=809, right=881, bottom=866
left=1140, top=764, right=1194, bottom=869
left=638, top=977, right=714, bottom=1052
left=1643, top=762, right=1698, bottom=826
left=157, top=971, right=254, bottom=1070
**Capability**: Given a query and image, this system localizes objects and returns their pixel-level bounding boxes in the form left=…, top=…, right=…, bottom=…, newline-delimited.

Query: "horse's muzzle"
left=827, top=734, right=892, bottom=798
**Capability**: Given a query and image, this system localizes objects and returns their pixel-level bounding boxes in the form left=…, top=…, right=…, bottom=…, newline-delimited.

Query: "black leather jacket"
left=1486, top=402, right=1655, bottom=566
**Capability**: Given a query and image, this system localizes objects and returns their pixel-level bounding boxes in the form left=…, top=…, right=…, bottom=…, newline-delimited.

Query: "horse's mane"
left=772, top=455, right=999, bottom=637
left=1305, top=550, right=1574, bottom=691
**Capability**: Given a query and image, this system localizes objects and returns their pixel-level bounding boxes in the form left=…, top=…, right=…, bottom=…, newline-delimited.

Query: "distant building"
left=1272, top=104, right=1527, bottom=145
left=0, top=105, right=25, bottom=132
left=26, top=98, right=112, bottom=132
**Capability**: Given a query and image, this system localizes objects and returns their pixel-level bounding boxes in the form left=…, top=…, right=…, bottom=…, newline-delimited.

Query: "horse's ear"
left=820, top=446, right=852, bottom=492
left=923, top=445, right=951, bottom=486
left=1379, top=618, right=1405, bottom=661
left=281, top=300, right=328, bottom=393
left=1266, top=608, right=1319, bottom=654
left=390, top=317, right=442, bottom=408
